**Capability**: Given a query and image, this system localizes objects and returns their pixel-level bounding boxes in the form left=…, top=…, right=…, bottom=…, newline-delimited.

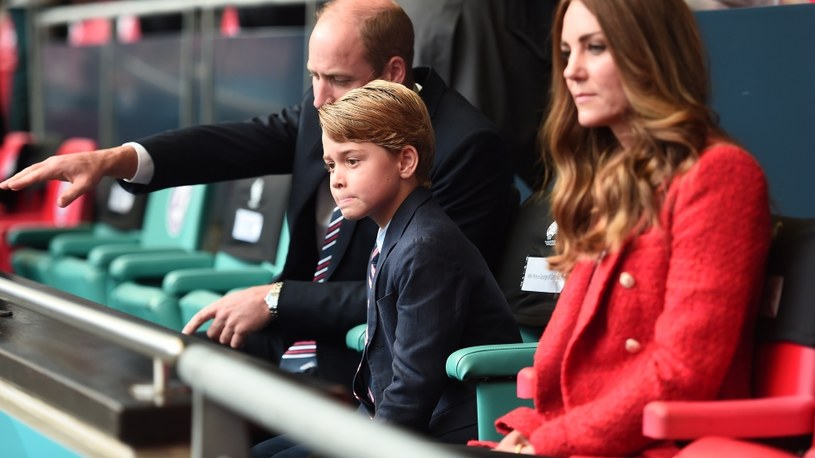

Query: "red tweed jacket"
left=492, top=144, right=772, bottom=457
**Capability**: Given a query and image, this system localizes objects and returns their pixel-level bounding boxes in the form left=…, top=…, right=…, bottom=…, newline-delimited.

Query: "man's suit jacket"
left=491, top=145, right=772, bottom=457
left=121, top=67, right=513, bottom=387
left=402, top=0, right=557, bottom=188
left=354, top=187, right=520, bottom=442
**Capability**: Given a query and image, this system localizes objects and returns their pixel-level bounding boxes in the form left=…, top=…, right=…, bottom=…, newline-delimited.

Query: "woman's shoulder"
left=699, top=141, right=761, bottom=168
left=690, top=141, right=766, bottom=182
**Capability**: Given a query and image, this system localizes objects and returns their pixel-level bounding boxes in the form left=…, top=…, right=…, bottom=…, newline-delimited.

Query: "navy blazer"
left=354, top=188, right=520, bottom=441
left=121, top=67, right=513, bottom=387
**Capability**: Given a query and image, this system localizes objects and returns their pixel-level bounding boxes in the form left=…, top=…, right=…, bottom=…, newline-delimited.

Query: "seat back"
left=138, top=184, right=213, bottom=251
left=214, top=175, right=291, bottom=275
left=68, top=17, right=112, bottom=47
left=0, top=132, right=32, bottom=182
left=93, top=177, right=147, bottom=234
left=0, top=131, right=36, bottom=212
left=220, top=6, right=241, bottom=37
left=0, top=13, right=16, bottom=121
left=40, top=138, right=97, bottom=226
left=753, top=216, right=815, bottom=399
left=495, top=191, right=560, bottom=342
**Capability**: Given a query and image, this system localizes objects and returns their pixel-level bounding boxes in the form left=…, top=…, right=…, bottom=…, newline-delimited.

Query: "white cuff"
left=122, top=141, right=154, bottom=184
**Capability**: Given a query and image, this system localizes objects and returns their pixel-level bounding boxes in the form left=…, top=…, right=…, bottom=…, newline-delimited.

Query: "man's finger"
left=182, top=308, right=216, bottom=334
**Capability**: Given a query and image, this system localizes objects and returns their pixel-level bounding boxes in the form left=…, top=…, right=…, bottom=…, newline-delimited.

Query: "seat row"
left=1, top=131, right=290, bottom=333
left=6, top=130, right=815, bottom=456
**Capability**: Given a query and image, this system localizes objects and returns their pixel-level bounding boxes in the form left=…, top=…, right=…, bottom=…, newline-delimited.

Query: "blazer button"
left=619, top=272, right=636, bottom=289
left=625, top=338, right=642, bottom=354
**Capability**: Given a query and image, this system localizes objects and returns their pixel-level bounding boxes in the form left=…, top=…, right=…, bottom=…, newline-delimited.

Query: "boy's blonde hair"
left=319, top=79, right=434, bottom=187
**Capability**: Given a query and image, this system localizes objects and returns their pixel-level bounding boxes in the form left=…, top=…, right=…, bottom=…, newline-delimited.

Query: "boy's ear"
left=381, top=56, right=407, bottom=85
left=398, top=146, right=419, bottom=179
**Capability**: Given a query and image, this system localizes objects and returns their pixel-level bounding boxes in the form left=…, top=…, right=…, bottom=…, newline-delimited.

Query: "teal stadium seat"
left=105, top=175, right=290, bottom=331
left=41, top=183, right=213, bottom=305
left=10, top=178, right=147, bottom=283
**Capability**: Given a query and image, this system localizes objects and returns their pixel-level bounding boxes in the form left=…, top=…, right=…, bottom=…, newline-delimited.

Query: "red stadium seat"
left=0, top=137, right=96, bottom=272
left=0, top=131, right=38, bottom=214
left=643, top=216, right=815, bottom=457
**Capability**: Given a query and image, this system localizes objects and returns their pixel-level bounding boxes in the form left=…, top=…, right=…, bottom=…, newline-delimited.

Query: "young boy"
left=319, top=80, right=521, bottom=442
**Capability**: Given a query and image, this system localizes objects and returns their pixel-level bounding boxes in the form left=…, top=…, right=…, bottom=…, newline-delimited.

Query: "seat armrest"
left=50, top=233, right=140, bottom=257
left=163, top=267, right=276, bottom=295
left=516, top=366, right=536, bottom=399
left=7, top=224, right=93, bottom=248
left=109, top=252, right=215, bottom=281
left=643, top=395, right=815, bottom=440
left=346, top=324, right=367, bottom=352
left=87, top=245, right=186, bottom=268
left=675, top=437, right=797, bottom=458
left=446, top=343, right=538, bottom=381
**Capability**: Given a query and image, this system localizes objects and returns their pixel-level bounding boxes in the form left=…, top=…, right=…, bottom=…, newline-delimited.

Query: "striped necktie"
left=367, top=245, right=380, bottom=291
left=313, top=206, right=343, bottom=283
left=279, top=206, right=344, bottom=373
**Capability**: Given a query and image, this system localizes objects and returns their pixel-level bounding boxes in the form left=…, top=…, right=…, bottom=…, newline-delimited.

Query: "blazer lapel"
left=570, top=244, right=629, bottom=342
left=376, top=188, right=431, bottom=279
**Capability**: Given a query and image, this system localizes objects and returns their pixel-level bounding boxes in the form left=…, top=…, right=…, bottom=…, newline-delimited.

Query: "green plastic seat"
left=105, top=175, right=290, bottom=331
left=10, top=178, right=147, bottom=283
left=42, top=183, right=213, bottom=305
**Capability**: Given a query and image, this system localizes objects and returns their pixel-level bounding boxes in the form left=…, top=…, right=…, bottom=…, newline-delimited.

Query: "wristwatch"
left=265, top=282, right=284, bottom=319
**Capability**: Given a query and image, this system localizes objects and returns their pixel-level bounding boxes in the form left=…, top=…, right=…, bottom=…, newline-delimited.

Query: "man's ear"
left=381, top=56, right=407, bottom=85
left=398, top=146, right=419, bottom=179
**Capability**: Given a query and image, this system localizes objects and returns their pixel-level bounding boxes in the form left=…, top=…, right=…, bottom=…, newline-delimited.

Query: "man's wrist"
left=265, top=282, right=284, bottom=319
left=120, top=142, right=153, bottom=184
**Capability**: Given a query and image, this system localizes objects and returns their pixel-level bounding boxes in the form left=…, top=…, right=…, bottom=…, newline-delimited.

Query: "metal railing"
left=0, top=275, right=183, bottom=398
left=0, top=275, right=475, bottom=457
left=178, top=344, right=473, bottom=458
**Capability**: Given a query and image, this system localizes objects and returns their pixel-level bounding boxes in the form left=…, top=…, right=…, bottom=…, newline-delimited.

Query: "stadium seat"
left=0, top=137, right=96, bottom=273
left=0, top=13, right=16, bottom=122
left=42, top=183, right=213, bottom=305
left=104, top=175, right=289, bottom=330
left=68, top=17, right=112, bottom=47
left=640, top=216, right=815, bottom=457
left=9, top=177, right=147, bottom=283
left=0, top=131, right=39, bottom=214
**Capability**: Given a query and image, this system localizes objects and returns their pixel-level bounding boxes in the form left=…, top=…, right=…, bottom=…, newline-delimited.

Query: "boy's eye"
left=346, top=158, right=359, bottom=166
left=324, top=162, right=335, bottom=172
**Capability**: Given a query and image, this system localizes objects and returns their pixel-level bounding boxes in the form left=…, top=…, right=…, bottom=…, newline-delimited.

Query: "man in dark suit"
left=0, top=0, right=513, bottom=390
left=401, top=0, right=557, bottom=190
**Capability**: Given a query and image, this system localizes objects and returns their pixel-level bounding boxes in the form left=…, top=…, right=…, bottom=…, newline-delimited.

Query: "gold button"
left=619, top=272, right=636, bottom=288
left=625, top=338, right=642, bottom=354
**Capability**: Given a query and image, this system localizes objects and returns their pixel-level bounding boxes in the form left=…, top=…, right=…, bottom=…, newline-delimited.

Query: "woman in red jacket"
left=476, top=0, right=772, bottom=456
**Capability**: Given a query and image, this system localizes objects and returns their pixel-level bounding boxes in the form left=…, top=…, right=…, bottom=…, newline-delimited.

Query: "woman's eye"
left=587, top=43, right=607, bottom=54
left=560, top=49, right=570, bottom=62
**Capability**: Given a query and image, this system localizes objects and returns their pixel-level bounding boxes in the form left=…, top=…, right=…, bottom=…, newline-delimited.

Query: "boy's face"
left=322, top=134, right=410, bottom=227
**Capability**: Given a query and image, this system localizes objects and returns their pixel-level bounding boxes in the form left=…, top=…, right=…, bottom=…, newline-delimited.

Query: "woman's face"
left=560, top=1, right=631, bottom=144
